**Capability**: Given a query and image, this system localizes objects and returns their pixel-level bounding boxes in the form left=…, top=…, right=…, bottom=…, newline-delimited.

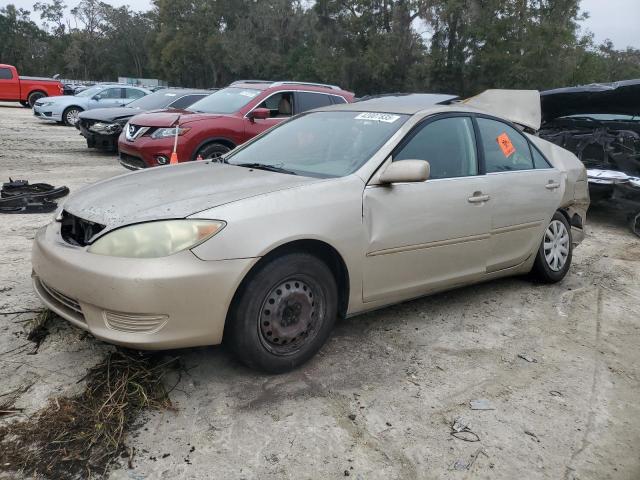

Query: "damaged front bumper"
left=31, top=221, right=257, bottom=349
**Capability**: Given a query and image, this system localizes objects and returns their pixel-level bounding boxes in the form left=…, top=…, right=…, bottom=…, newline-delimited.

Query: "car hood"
left=63, top=162, right=321, bottom=232
left=541, top=79, right=640, bottom=121
left=79, top=107, right=137, bottom=122
left=128, top=109, right=226, bottom=127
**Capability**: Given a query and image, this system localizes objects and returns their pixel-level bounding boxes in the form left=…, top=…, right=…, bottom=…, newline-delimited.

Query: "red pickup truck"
left=0, top=64, right=64, bottom=107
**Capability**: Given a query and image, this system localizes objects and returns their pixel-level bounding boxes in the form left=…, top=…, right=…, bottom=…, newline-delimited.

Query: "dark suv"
left=117, top=81, right=354, bottom=169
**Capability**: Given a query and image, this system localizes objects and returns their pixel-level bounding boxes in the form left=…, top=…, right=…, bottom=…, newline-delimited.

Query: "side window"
left=331, top=96, right=347, bottom=105
left=0, top=68, right=13, bottom=80
left=394, top=116, right=478, bottom=179
left=295, top=92, right=332, bottom=113
left=169, top=94, right=207, bottom=109
left=125, top=88, right=146, bottom=99
left=477, top=118, right=534, bottom=173
left=257, top=92, right=293, bottom=118
left=100, top=88, right=122, bottom=99
left=531, top=146, right=552, bottom=169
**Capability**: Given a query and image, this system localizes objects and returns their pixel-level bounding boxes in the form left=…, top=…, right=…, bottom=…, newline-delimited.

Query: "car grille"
left=125, top=124, right=149, bottom=141
left=39, top=280, right=85, bottom=322
left=60, top=210, right=106, bottom=246
left=104, top=311, right=168, bottom=334
left=119, top=152, right=147, bottom=170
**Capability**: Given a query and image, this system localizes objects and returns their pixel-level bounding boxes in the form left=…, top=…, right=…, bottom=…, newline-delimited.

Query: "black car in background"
left=76, top=88, right=211, bottom=151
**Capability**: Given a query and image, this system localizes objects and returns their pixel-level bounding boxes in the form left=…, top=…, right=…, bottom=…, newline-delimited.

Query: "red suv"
left=118, top=81, right=355, bottom=169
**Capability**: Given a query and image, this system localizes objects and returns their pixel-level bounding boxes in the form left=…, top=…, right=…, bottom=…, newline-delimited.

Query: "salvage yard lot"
left=1, top=103, right=639, bottom=479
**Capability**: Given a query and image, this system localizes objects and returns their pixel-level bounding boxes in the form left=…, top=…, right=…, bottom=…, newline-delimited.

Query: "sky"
left=3, top=0, right=640, bottom=50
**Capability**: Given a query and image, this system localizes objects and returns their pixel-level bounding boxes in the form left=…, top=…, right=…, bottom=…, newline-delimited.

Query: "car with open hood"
left=539, top=79, right=640, bottom=234
left=32, top=90, right=588, bottom=372
left=33, top=84, right=152, bottom=126
left=117, top=80, right=355, bottom=169
left=76, top=88, right=211, bottom=152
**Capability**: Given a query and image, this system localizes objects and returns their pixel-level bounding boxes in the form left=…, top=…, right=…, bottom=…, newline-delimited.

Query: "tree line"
left=1, top=0, right=639, bottom=96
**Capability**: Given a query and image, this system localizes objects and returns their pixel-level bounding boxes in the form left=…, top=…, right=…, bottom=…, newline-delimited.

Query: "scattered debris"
left=524, top=430, right=541, bottom=442
left=348, top=414, right=356, bottom=421
left=26, top=309, right=53, bottom=354
left=0, top=349, right=179, bottom=479
left=452, top=448, right=488, bottom=471
left=518, top=353, right=538, bottom=363
left=469, top=399, right=495, bottom=411
left=549, top=390, right=563, bottom=397
left=450, top=417, right=480, bottom=442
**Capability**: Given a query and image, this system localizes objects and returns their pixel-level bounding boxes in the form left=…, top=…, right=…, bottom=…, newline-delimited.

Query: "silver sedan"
left=32, top=90, right=589, bottom=372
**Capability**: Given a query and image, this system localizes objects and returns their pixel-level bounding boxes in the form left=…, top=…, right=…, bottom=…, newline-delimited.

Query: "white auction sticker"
left=354, top=112, right=401, bottom=123
left=239, top=90, right=259, bottom=97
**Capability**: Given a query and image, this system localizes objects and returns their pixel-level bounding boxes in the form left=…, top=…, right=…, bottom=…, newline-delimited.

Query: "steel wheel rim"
left=543, top=220, right=569, bottom=272
left=67, top=109, right=79, bottom=125
left=257, top=276, right=325, bottom=356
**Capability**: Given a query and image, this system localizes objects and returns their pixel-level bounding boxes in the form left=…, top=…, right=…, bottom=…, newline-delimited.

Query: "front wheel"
left=226, top=252, right=338, bottom=373
left=195, top=142, right=231, bottom=161
left=62, top=106, right=83, bottom=126
left=531, top=211, right=572, bottom=283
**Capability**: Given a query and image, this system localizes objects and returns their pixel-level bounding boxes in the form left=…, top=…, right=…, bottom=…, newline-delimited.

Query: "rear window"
left=0, top=68, right=13, bottom=80
left=169, top=94, right=208, bottom=109
left=187, top=87, right=260, bottom=114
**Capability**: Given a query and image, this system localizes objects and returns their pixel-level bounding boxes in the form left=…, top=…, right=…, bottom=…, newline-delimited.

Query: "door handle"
left=545, top=181, right=561, bottom=190
left=467, top=193, right=490, bottom=203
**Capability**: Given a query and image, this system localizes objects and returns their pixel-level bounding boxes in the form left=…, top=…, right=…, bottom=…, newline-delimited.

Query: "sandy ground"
left=0, top=103, right=639, bottom=480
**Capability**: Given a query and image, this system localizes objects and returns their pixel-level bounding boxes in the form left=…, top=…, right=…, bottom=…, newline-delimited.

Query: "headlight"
left=89, top=122, right=121, bottom=134
left=39, top=102, right=54, bottom=107
left=87, top=220, right=225, bottom=258
left=151, top=127, right=191, bottom=139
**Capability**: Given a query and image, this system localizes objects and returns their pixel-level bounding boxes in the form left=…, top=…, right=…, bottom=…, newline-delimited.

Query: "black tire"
left=195, top=142, right=231, bottom=161
left=62, top=106, right=83, bottom=127
left=531, top=211, right=572, bottom=283
left=27, top=91, right=45, bottom=107
left=226, top=252, right=338, bottom=373
left=20, top=101, right=30, bottom=108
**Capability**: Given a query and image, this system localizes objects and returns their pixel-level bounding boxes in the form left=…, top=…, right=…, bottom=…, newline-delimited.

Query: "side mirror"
left=379, top=160, right=430, bottom=184
left=248, top=107, right=270, bottom=121
left=92, top=94, right=102, bottom=101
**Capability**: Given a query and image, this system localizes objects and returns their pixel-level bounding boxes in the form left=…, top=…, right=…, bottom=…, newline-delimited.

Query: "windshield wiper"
left=234, top=162, right=298, bottom=175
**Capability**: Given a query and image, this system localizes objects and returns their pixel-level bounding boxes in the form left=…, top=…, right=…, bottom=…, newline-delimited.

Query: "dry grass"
left=0, top=349, right=179, bottom=479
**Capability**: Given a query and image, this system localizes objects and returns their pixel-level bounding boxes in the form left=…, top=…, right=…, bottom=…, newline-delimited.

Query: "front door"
left=475, top=117, right=563, bottom=272
left=244, top=91, right=293, bottom=139
left=362, top=116, right=490, bottom=303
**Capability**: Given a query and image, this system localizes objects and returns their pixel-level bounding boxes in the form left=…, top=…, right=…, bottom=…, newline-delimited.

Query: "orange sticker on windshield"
left=497, top=133, right=515, bottom=157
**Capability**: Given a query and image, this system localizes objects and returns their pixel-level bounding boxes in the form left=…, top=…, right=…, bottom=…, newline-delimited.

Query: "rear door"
left=477, top=116, right=562, bottom=272
left=0, top=66, right=20, bottom=100
left=362, top=115, right=490, bottom=302
left=294, top=91, right=333, bottom=113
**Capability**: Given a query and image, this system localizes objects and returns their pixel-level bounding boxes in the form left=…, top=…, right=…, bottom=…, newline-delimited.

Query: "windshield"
left=226, top=111, right=409, bottom=178
left=187, top=87, right=260, bottom=114
left=128, top=91, right=201, bottom=110
left=75, top=86, right=106, bottom=98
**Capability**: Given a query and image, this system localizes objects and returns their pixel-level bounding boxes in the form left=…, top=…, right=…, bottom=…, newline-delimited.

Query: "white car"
left=33, top=84, right=151, bottom=126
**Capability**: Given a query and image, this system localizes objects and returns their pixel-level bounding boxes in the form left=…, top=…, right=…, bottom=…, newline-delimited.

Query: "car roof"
left=148, top=88, right=210, bottom=96
left=227, top=80, right=352, bottom=95
left=316, top=93, right=459, bottom=114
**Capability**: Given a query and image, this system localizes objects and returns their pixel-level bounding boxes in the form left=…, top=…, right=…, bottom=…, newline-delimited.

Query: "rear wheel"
left=531, top=211, right=572, bottom=283
left=62, top=106, right=83, bottom=127
left=195, top=142, right=231, bottom=161
left=226, top=252, right=338, bottom=373
left=27, top=91, right=45, bottom=107
left=20, top=101, right=30, bottom=108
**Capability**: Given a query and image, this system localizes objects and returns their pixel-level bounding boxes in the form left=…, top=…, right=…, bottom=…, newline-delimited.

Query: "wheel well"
left=235, top=239, right=350, bottom=319
left=194, top=138, right=236, bottom=159
left=64, top=105, right=83, bottom=112
left=28, top=90, right=46, bottom=98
